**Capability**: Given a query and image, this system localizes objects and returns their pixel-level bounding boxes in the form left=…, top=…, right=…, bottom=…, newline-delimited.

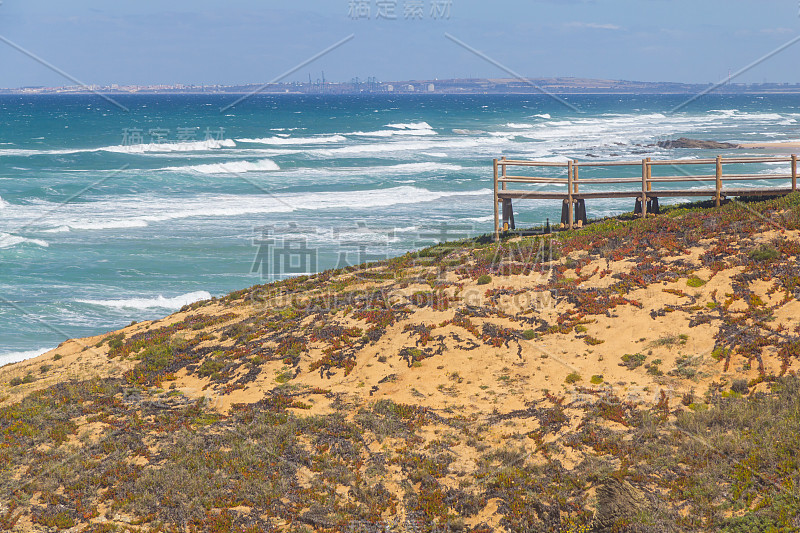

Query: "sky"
left=1, top=0, right=800, bottom=88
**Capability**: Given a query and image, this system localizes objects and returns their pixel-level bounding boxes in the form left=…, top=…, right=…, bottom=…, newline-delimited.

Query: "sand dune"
left=3, top=195, right=800, bottom=531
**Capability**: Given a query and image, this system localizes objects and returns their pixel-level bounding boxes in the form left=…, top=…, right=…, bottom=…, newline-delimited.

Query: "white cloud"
left=564, top=22, right=622, bottom=31
left=761, top=27, right=794, bottom=35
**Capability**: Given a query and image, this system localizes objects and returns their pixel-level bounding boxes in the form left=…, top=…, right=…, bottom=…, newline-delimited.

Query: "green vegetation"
left=620, top=353, right=647, bottom=369
left=584, top=336, right=604, bottom=345
left=650, top=334, right=688, bottom=349
left=275, top=370, right=293, bottom=383
left=476, top=274, right=492, bottom=285
left=9, top=373, right=34, bottom=386
left=645, top=359, right=663, bottom=376
left=730, top=378, right=749, bottom=395
left=748, top=243, right=779, bottom=262
left=590, top=375, right=604, bottom=385
left=1, top=374, right=798, bottom=531
left=565, top=372, right=582, bottom=384
left=197, top=358, right=225, bottom=378
left=686, top=276, right=706, bottom=287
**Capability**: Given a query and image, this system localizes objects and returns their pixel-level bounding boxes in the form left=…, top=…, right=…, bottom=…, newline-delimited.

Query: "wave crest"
left=103, top=139, right=236, bottom=154
left=0, top=232, right=49, bottom=249
left=76, top=291, right=212, bottom=310
left=236, top=135, right=346, bottom=145
left=161, top=158, right=280, bottom=174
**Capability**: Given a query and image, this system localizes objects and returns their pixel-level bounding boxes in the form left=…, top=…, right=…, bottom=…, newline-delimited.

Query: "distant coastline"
left=6, top=76, right=800, bottom=95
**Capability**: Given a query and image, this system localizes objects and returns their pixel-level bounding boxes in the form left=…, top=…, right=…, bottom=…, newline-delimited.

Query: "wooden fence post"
left=792, top=154, right=797, bottom=192
left=493, top=158, right=500, bottom=241
left=567, top=160, right=574, bottom=229
left=646, top=157, right=652, bottom=192
left=501, top=156, right=507, bottom=191
left=573, top=161, right=579, bottom=194
left=641, top=159, right=648, bottom=218
left=715, top=156, right=722, bottom=207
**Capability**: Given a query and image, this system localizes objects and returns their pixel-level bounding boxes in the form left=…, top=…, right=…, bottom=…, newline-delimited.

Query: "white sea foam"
left=0, top=139, right=237, bottom=157
left=506, top=123, right=534, bottom=129
left=21, top=187, right=491, bottom=232
left=42, top=226, right=72, bottom=233
left=67, top=220, right=150, bottom=230
left=161, top=158, right=281, bottom=174
left=77, top=291, right=212, bottom=310
left=532, top=114, right=551, bottom=119
left=102, top=139, right=236, bottom=153
left=463, top=215, right=495, bottom=223
left=363, top=162, right=463, bottom=173
left=350, top=128, right=437, bottom=137
left=0, top=232, right=49, bottom=249
left=276, top=162, right=464, bottom=176
left=0, top=347, right=52, bottom=367
left=385, top=121, right=434, bottom=130
left=309, top=137, right=507, bottom=157
left=236, top=135, right=346, bottom=145
left=350, top=121, right=437, bottom=137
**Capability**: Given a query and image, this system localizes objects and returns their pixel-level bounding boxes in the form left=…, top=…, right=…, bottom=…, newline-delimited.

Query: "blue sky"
left=1, top=0, right=799, bottom=87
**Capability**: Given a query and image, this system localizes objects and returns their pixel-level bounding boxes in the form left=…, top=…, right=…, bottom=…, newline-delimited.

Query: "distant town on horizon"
left=5, top=77, right=800, bottom=95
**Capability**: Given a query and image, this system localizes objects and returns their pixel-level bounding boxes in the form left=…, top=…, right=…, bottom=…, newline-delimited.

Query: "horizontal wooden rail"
left=497, top=160, right=569, bottom=167
left=493, top=154, right=799, bottom=240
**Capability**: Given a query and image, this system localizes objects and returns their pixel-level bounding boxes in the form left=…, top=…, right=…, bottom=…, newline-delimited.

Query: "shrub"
left=646, top=359, right=663, bottom=376
left=139, top=342, right=174, bottom=373
left=712, top=346, right=731, bottom=361
left=749, top=244, right=779, bottom=262
left=197, top=359, right=225, bottom=378
left=108, top=338, right=124, bottom=350
left=477, top=275, right=492, bottom=285
left=590, top=375, right=604, bottom=384
left=52, top=354, right=62, bottom=361
left=11, top=373, right=36, bottom=386
left=650, top=333, right=688, bottom=348
left=731, top=379, right=750, bottom=395
left=620, top=353, right=647, bottom=370
left=521, top=329, right=538, bottom=340
left=565, top=372, right=582, bottom=384
left=686, top=276, right=706, bottom=288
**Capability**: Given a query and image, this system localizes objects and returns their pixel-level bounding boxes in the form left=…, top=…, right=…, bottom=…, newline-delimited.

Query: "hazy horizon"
left=1, top=0, right=800, bottom=89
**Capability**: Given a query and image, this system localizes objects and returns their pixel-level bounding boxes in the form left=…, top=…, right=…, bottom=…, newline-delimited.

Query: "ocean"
left=1, top=93, right=799, bottom=363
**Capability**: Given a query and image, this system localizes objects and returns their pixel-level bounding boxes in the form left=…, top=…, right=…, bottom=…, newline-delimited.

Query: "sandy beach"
left=738, top=141, right=800, bottom=149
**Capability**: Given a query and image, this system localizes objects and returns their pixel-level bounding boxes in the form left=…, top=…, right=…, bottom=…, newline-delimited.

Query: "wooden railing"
left=493, top=154, right=798, bottom=239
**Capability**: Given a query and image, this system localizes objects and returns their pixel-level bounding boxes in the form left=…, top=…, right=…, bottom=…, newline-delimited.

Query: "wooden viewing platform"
left=493, top=154, right=799, bottom=240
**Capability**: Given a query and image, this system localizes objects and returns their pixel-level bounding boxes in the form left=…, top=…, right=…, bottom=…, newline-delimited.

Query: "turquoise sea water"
left=1, top=93, right=799, bottom=362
